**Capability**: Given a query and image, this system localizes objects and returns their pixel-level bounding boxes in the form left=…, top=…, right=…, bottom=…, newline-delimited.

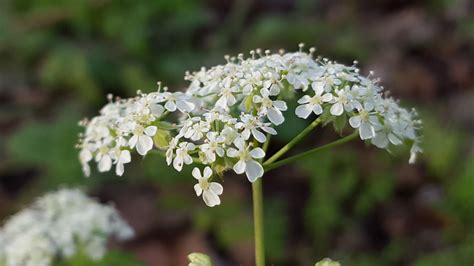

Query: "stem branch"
left=263, top=117, right=322, bottom=166
left=264, top=131, right=358, bottom=172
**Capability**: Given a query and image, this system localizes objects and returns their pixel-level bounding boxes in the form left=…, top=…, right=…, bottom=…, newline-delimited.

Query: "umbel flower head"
left=0, top=188, right=133, bottom=266
left=77, top=44, right=422, bottom=207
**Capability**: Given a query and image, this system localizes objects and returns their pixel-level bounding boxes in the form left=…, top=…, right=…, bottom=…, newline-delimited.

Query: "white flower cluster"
left=0, top=188, right=134, bottom=266
left=78, top=45, right=422, bottom=207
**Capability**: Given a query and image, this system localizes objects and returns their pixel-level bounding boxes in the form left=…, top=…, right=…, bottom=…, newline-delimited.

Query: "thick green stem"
left=264, top=131, right=359, bottom=172
left=263, top=117, right=322, bottom=166
left=252, top=178, right=265, bottom=266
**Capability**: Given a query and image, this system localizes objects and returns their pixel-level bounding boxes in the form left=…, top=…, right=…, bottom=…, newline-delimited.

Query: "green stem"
left=252, top=178, right=265, bottom=266
left=264, top=131, right=359, bottom=172
left=263, top=117, right=322, bottom=166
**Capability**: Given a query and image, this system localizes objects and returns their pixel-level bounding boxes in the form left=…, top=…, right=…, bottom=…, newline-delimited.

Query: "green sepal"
left=153, top=129, right=171, bottom=149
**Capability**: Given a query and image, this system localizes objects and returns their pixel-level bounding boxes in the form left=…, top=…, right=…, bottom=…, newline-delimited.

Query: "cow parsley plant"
left=77, top=44, right=422, bottom=266
left=0, top=188, right=133, bottom=266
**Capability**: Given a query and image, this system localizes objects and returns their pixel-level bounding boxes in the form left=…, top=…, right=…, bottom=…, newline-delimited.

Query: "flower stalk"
left=252, top=178, right=265, bottom=266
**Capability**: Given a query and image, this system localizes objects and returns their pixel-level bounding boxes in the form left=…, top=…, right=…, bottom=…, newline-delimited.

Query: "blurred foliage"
left=0, top=0, right=473, bottom=265
left=6, top=108, right=92, bottom=188
left=61, top=250, right=146, bottom=266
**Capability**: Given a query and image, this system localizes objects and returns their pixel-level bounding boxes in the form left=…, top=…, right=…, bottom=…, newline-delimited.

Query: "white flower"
left=235, top=114, right=277, bottom=143
left=129, top=125, right=157, bottom=155
left=79, top=148, right=93, bottom=177
left=200, top=132, right=225, bottom=164
left=371, top=121, right=403, bottom=148
left=184, top=120, right=210, bottom=141
left=95, top=146, right=112, bottom=173
left=78, top=46, right=423, bottom=183
left=159, top=91, right=195, bottom=112
left=239, top=71, right=263, bottom=95
left=227, top=138, right=265, bottom=182
left=220, top=125, right=239, bottom=145
left=286, top=72, right=309, bottom=90
left=0, top=189, right=133, bottom=265
left=348, top=104, right=380, bottom=140
left=295, top=81, right=333, bottom=118
left=330, top=87, right=356, bottom=116
left=215, top=77, right=238, bottom=108
left=166, top=136, right=180, bottom=165
left=409, top=143, right=422, bottom=164
left=253, top=88, right=287, bottom=125
left=172, top=142, right=195, bottom=171
left=192, top=167, right=223, bottom=207
left=111, top=149, right=131, bottom=176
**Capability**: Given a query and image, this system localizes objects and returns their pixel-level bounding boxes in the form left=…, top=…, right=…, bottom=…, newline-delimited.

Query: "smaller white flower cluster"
left=0, top=188, right=134, bottom=266
left=78, top=88, right=195, bottom=177
left=78, top=45, right=422, bottom=207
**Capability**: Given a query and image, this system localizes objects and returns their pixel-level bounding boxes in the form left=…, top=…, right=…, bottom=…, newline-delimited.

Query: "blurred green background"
left=0, top=0, right=473, bottom=265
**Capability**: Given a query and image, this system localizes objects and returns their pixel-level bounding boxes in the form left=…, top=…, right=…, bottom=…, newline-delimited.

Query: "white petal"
left=311, top=81, right=324, bottom=95
left=165, top=101, right=177, bottom=112
left=194, top=184, right=203, bottom=196
left=209, top=182, right=223, bottom=195
left=262, top=126, right=277, bottom=135
left=192, top=167, right=202, bottom=179
left=295, top=105, right=312, bottom=119
left=250, top=148, right=265, bottom=159
left=260, top=88, right=270, bottom=97
left=116, top=162, right=125, bottom=176
left=144, top=126, right=157, bottom=136
left=312, top=104, right=323, bottom=115
left=322, top=93, right=333, bottom=102
left=183, top=155, right=193, bottom=165
left=269, top=84, right=280, bottom=95
left=371, top=133, right=389, bottom=148
left=187, top=143, right=196, bottom=150
left=227, top=95, right=236, bottom=106
left=349, top=116, right=361, bottom=128
left=137, top=135, right=153, bottom=155
left=203, top=166, right=212, bottom=178
left=273, top=100, right=287, bottom=111
left=267, top=108, right=284, bottom=125
left=98, top=155, right=112, bottom=172
left=251, top=129, right=266, bottom=143
left=176, top=100, right=195, bottom=112
left=150, top=104, right=164, bottom=116
left=215, top=96, right=227, bottom=108
left=233, top=137, right=246, bottom=150
left=388, top=133, right=402, bottom=145
left=226, top=148, right=239, bottom=158
left=119, top=150, right=131, bottom=163
left=245, top=160, right=264, bottom=182
left=128, top=135, right=138, bottom=148
left=233, top=160, right=246, bottom=174
left=173, top=157, right=183, bottom=171
left=242, top=129, right=251, bottom=140
left=82, top=162, right=91, bottom=177
left=359, top=122, right=375, bottom=140
left=80, top=149, right=92, bottom=162
left=203, top=191, right=220, bottom=207
left=252, top=95, right=263, bottom=103
left=297, top=95, right=311, bottom=104
left=330, top=103, right=344, bottom=116
left=216, top=147, right=225, bottom=157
